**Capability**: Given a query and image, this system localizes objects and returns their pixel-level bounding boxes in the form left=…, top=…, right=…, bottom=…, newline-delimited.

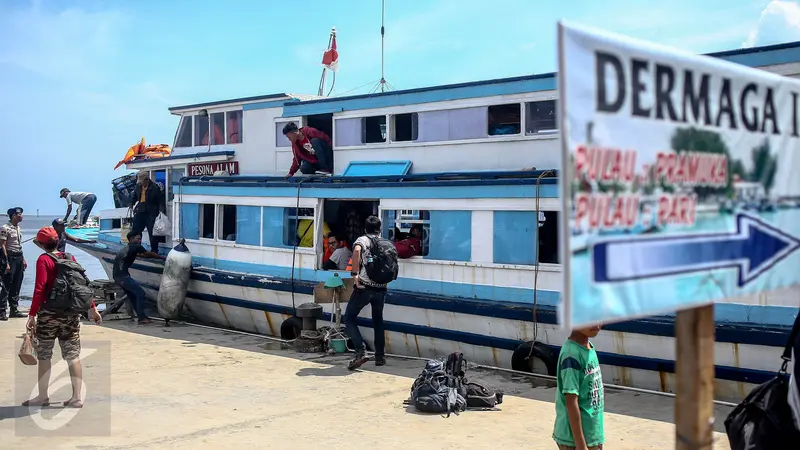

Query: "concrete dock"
left=1, top=319, right=734, bottom=449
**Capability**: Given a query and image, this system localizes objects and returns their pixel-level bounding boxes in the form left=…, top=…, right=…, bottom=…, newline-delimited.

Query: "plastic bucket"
left=330, top=338, right=347, bottom=353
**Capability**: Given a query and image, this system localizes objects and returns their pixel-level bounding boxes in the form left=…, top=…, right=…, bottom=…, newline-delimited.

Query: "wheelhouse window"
left=362, top=116, right=387, bottom=144
left=392, top=113, right=418, bottom=142
left=276, top=120, right=295, bottom=147
left=199, top=204, right=215, bottom=239
left=525, top=100, right=557, bottom=135
left=175, top=116, right=193, bottom=148
left=284, top=207, right=315, bottom=247
left=211, top=112, right=225, bottom=145
left=218, top=204, right=237, bottom=241
left=226, top=110, right=242, bottom=144
left=488, top=103, right=521, bottom=135
left=194, top=115, right=209, bottom=147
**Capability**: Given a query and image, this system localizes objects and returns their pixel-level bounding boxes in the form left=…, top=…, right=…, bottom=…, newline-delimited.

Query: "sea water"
left=10, top=215, right=107, bottom=305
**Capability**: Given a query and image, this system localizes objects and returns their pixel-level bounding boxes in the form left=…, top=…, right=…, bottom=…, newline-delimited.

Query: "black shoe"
left=375, top=356, right=386, bottom=366
left=347, top=350, right=369, bottom=371
left=0, top=312, right=7, bottom=321
left=9, top=310, right=25, bottom=318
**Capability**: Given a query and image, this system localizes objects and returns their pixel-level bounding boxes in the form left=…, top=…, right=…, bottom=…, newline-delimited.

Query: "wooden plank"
left=675, top=304, right=715, bottom=450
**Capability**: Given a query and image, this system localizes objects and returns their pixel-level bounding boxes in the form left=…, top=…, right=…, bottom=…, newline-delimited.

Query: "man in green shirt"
left=553, top=325, right=605, bottom=450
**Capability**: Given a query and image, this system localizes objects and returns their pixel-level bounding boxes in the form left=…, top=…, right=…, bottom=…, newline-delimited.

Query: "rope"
left=527, top=170, right=553, bottom=361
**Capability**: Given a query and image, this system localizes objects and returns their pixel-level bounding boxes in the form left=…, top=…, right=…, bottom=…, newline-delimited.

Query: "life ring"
left=280, top=317, right=303, bottom=340
left=510, top=341, right=557, bottom=376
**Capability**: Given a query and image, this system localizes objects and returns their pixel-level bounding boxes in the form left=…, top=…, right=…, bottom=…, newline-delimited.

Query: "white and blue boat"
left=77, top=40, right=800, bottom=402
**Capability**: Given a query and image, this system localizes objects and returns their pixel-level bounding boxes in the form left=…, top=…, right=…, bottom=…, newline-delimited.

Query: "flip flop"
left=22, top=398, right=50, bottom=407
left=63, top=399, right=83, bottom=408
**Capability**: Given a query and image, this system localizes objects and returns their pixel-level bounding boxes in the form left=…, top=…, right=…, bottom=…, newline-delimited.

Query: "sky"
left=1, top=0, right=800, bottom=215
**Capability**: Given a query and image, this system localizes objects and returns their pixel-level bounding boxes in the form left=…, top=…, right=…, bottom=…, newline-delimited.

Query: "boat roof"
left=168, top=39, right=800, bottom=115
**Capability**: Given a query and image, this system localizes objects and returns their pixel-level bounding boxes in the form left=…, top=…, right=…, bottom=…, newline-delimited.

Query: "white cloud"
left=744, top=0, right=800, bottom=47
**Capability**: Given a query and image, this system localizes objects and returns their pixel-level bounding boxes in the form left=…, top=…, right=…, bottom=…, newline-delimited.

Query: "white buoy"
left=157, top=239, right=192, bottom=324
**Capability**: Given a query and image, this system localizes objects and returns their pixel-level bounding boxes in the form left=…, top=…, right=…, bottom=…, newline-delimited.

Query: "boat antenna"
left=318, top=27, right=338, bottom=97
left=370, top=0, right=395, bottom=93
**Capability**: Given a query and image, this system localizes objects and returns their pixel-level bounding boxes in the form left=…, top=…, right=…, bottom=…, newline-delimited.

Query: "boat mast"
left=372, top=0, right=393, bottom=93
left=318, top=27, right=337, bottom=97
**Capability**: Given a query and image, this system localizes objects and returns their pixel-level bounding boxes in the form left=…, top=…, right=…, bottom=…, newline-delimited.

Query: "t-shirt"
left=113, top=243, right=148, bottom=279
left=56, top=231, right=67, bottom=253
left=354, top=234, right=388, bottom=288
left=66, top=192, right=91, bottom=205
left=329, top=246, right=353, bottom=271
left=553, top=339, right=605, bottom=448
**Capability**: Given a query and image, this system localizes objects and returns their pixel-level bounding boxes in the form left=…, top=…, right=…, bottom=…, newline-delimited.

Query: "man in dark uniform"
left=51, top=218, right=96, bottom=252
left=130, top=171, right=167, bottom=252
left=0, top=207, right=26, bottom=320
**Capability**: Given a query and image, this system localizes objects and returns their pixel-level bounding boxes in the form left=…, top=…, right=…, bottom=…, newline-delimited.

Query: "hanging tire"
left=280, top=317, right=303, bottom=340
left=511, top=341, right=557, bottom=376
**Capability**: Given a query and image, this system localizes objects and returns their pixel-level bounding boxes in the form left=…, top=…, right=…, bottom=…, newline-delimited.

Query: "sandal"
left=22, top=398, right=50, bottom=407
left=63, top=399, right=83, bottom=408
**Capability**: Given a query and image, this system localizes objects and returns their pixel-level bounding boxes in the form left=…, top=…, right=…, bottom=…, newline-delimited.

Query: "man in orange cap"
left=23, top=227, right=101, bottom=409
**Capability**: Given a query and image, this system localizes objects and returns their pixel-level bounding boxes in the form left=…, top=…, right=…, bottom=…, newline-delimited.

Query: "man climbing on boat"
left=60, top=188, right=97, bottom=226
left=282, top=122, right=334, bottom=177
left=113, top=230, right=166, bottom=325
left=51, top=218, right=96, bottom=252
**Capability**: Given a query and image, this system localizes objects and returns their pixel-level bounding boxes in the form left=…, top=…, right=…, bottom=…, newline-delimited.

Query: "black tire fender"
left=280, top=317, right=303, bottom=340
left=511, top=341, right=557, bottom=376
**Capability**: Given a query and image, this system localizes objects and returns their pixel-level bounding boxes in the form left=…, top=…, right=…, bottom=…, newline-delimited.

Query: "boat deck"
left=1, top=319, right=733, bottom=449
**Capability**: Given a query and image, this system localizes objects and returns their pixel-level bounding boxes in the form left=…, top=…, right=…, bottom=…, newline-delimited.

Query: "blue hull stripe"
left=132, top=276, right=777, bottom=386
left=98, top=251, right=794, bottom=349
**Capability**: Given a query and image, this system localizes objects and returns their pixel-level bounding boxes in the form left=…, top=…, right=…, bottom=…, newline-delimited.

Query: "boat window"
left=284, top=207, right=315, bottom=248
left=194, top=115, right=209, bottom=148
left=227, top=110, right=242, bottom=144
left=276, top=120, right=295, bottom=147
left=335, top=118, right=363, bottom=147
left=417, top=107, right=487, bottom=142
left=488, top=104, right=521, bottom=136
left=381, top=209, right=430, bottom=257
left=306, top=113, right=334, bottom=139
left=320, top=200, right=380, bottom=269
left=175, top=116, right=193, bottom=148
left=168, top=168, right=185, bottom=202
left=210, top=112, right=225, bottom=145
left=392, top=113, right=418, bottom=142
left=362, top=116, right=387, bottom=144
left=525, top=100, right=557, bottom=135
left=218, top=204, right=237, bottom=241
left=235, top=206, right=261, bottom=246
left=492, top=210, right=551, bottom=265
left=199, top=204, right=215, bottom=239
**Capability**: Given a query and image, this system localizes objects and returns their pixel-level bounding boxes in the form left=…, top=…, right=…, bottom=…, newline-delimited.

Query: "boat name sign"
left=187, top=161, right=240, bottom=176
left=557, top=21, right=800, bottom=328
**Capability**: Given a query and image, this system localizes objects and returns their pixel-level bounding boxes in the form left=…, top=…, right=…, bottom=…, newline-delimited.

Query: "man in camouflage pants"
left=22, top=227, right=101, bottom=408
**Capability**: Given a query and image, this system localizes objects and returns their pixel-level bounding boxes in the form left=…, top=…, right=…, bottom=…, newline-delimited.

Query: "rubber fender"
left=280, top=317, right=303, bottom=340
left=510, top=341, right=557, bottom=376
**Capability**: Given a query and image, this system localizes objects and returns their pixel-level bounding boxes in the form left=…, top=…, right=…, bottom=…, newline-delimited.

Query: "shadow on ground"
left=98, top=315, right=734, bottom=432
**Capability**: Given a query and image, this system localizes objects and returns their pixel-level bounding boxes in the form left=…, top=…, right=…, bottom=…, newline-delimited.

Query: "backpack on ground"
left=364, top=235, right=398, bottom=285
left=465, top=381, right=504, bottom=408
left=43, top=253, right=95, bottom=314
left=410, top=357, right=467, bottom=416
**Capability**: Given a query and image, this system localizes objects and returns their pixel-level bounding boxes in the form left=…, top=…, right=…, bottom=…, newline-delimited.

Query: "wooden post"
left=675, top=304, right=715, bottom=450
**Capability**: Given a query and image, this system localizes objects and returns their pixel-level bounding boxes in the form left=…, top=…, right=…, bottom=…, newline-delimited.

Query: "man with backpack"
left=345, top=215, right=399, bottom=370
left=23, top=226, right=101, bottom=409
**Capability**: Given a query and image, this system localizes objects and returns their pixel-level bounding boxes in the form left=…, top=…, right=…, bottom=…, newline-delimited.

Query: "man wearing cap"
left=130, top=171, right=166, bottom=252
left=23, top=226, right=101, bottom=409
left=60, top=189, right=97, bottom=226
left=51, top=218, right=96, bottom=253
left=0, top=207, right=26, bottom=320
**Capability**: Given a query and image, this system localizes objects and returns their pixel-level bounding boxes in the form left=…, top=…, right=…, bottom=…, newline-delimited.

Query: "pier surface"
left=0, top=320, right=733, bottom=449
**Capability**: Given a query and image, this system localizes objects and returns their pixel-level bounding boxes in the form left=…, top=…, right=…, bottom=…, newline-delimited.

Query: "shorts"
left=557, top=445, right=603, bottom=450
left=33, top=311, right=82, bottom=361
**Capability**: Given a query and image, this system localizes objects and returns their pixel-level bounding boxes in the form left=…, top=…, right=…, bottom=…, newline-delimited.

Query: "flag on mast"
left=321, top=30, right=339, bottom=72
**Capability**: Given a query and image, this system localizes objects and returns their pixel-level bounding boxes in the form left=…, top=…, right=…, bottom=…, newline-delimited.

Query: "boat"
left=74, top=39, right=800, bottom=403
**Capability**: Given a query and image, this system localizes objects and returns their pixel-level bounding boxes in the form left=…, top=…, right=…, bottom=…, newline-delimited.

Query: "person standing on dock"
left=51, top=218, right=97, bottom=252
left=60, top=189, right=97, bottom=225
left=282, top=122, right=334, bottom=177
left=130, top=171, right=166, bottom=252
left=345, top=215, right=399, bottom=370
left=0, top=207, right=26, bottom=320
left=113, top=231, right=165, bottom=325
left=553, top=325, right=605, bottom=450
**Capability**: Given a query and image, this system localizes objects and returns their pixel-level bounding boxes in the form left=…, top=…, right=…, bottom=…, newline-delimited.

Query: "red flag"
left=321, top=35, right=338, bottom=72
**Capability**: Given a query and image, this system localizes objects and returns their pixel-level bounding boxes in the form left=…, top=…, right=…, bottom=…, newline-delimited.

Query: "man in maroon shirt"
left=282, top=122, right=334, bottom=177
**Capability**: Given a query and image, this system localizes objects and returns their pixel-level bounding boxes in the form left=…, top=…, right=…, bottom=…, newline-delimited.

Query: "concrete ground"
left=0, top=318, right=734, bottom=449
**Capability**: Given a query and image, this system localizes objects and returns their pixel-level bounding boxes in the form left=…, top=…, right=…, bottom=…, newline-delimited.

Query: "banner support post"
left=675, top=304, right=715, bottom=450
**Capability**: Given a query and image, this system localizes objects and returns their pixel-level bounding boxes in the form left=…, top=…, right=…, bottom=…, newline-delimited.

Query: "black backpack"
left=725, top=311, right=800, bottom=449
left=43, top=253, right=95, bottom=314
left=364, top=235, right=398, bottom=285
